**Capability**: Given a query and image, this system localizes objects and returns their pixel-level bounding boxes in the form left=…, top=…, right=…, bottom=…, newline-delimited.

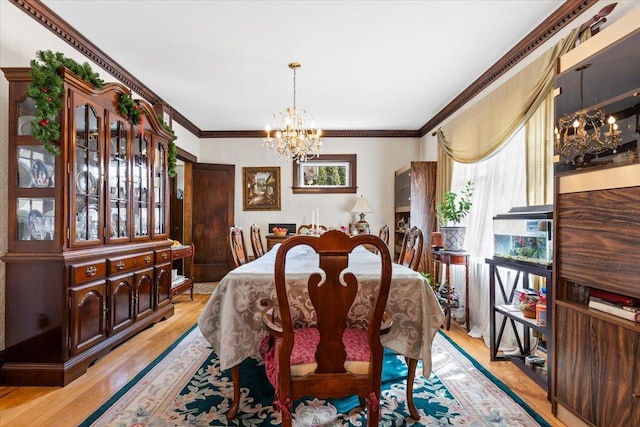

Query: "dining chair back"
left=378, top=224, right=390, bottom=246
left=259, top=230, right=393, bottom=426
left=296, top=223, right=328, bottom=235
left=397, top=226, right=423, bottom=271
left=229, top=226, right=249, bottom=268
left=249, top=224, right=265, bottom=259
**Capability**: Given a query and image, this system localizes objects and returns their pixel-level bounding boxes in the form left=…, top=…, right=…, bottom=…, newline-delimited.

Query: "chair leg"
left=226, top=365, right=240, bottom=420
left=367, top=402, right=380, bottom=426
left=406, top=357, right=420, bottom=420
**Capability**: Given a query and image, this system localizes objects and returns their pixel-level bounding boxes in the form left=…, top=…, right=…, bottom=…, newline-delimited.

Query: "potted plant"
left=436, top=180, right=473, bottom=251
left=519, top=290, right=545, bottom=318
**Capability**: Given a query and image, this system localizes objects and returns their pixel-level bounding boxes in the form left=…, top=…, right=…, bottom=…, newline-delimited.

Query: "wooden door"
left=192, top=163, right=234, bottom=282
left=69, top=281, right=107, bottom=356
left=108, top=275, right=134, bottom=335
left=155, top=263, right=172, bottom=309
left=133, top=268, right=154, bottom=321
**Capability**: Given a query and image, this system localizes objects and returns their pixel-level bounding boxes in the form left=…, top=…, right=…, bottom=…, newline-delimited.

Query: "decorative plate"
left=18, top=115, right=36, bottom=136
left=28, top=209, right=43, bottom=239
left=76, top=171, right=97, bottom=193
left=18, top=160, right=31, bottom=187
left=31, top=159, right=49, bottom=188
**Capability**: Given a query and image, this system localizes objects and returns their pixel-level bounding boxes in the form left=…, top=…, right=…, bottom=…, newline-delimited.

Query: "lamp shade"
left=350, top=196, right=373, bottom=214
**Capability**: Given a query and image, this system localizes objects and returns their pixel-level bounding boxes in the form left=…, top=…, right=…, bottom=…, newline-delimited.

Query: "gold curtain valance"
left=436, top=28, right=580, bottom=164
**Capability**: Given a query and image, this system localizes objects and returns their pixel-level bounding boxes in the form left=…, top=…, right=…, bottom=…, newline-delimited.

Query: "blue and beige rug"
left=81, top=325, right=551, bottom=426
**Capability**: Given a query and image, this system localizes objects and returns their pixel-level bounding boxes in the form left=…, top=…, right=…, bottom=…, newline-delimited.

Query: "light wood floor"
left=0, top=294, right=565, bottom=426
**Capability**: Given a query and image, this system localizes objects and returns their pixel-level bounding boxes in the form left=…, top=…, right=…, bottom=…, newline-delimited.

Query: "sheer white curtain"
left=449, top=127, right=526, bottom=347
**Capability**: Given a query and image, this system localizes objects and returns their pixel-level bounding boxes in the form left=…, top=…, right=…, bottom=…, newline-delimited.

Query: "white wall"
left=198, top=136, right=424, bottom=251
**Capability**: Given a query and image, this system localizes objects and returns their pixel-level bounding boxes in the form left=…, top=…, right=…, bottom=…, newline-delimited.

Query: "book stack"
left=588, top=289, right=640, bottom=322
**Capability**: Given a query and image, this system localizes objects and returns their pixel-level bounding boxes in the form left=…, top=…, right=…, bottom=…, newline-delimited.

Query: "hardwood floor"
left=0, top=294, right=565, bottom=426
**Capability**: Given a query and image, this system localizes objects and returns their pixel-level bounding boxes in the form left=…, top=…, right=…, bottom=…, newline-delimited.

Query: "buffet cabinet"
left=1, top=67, right=175, bottom=386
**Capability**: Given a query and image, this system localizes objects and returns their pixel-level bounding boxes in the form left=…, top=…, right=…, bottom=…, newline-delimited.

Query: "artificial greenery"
left=118, top=94, right=141, bottom=125
left=436, top=180, right=474, bottom=226
left=158, top=114, right=178, bottom=178
left=27, top=50, right=177, bottom=177
left=27, top=50, right=104, bottom=155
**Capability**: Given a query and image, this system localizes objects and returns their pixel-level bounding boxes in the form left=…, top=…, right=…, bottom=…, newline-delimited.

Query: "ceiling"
left=39, top=0, right=569, bottom=134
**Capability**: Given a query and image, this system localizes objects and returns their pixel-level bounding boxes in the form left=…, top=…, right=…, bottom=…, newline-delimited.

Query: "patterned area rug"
left=81, top=325, right=550, bottom=426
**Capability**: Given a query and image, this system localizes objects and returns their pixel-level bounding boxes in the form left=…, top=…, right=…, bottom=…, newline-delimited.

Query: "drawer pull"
left=116, top=261, right=125, bottom=270
left=85, top=266, right=97, bottom=277
left=144, top=255, right=152, bottom=264
left=162, top=252, right=168, bottom=259
left=633, top=393, right=640, bottom=399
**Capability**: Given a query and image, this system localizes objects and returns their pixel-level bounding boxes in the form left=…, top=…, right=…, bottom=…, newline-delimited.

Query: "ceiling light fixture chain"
left=554, top=63, right=621, bottom=165
left=263, top=62, right=322, bottom=164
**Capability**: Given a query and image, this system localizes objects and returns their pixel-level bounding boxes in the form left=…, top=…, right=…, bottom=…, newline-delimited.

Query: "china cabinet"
left=1, top=67, right=175, bottom=386
left=393, top=162, right=437, bottom=273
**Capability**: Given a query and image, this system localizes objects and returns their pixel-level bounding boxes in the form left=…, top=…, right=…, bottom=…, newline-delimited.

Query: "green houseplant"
left=436, top=180, right=473, bottom=251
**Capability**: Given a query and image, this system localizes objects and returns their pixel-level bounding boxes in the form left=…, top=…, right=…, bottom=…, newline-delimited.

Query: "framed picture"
left=292, top=154, right=357, bottom=194
left=243, top=167, right=281, bottom=211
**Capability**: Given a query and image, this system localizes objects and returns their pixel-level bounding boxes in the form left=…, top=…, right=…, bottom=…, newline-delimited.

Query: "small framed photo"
left=243, top=167, right=281, bottom=211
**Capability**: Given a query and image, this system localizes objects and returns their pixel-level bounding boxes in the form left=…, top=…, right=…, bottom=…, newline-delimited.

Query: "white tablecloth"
left=198, top=244, right=444, bottom=376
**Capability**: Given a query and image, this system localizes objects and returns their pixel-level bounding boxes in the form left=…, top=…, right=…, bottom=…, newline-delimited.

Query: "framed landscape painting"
left=292, top=154, right=357, bottom=194
left=243, top=167, right=281, bottom=211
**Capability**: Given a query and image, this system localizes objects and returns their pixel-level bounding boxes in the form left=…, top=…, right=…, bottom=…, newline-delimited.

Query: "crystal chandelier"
left=555, top=64, right=621, bottom=164
left=263, top=63, right=322, bottom=163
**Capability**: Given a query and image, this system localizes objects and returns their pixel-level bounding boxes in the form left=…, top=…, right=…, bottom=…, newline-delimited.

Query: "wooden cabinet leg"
left=405, top=357, right=420, bottom=420
left=226, top=364, right=240, bottom=420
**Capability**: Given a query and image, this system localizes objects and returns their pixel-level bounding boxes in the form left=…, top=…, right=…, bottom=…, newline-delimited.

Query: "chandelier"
left=555, top=64, right=621, bottom=164
left=263, top=62, right=322, bottom=163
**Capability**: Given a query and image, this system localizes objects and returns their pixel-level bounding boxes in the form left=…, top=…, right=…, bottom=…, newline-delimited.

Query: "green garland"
left=158, top=114, right=178, bottom=178
left=28, top=50, right=176, bottom=177
left=118, top=94, right=141, bottom=125
left=27, top=50, right=104, bottom=155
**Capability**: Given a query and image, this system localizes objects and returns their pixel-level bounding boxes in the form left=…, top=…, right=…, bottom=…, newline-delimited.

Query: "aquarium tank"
left=493, top=205, right=553, bottom=267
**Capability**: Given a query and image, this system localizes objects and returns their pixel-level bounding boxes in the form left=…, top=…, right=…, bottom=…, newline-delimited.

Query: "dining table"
left=198, top=242, right=445, bottom=419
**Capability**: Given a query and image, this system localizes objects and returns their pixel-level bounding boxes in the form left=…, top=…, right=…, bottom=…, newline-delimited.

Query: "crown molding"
left=14, top=0, right=593, bottom=139
left=418, top=0, right=596, bottom=136
left=200, top=129, right=421, bottom=139
left=12, top=0, right=201, bottom=136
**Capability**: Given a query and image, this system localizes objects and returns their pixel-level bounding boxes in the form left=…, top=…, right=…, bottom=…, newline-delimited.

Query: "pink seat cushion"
left=259, top=327, right=371, bottom=392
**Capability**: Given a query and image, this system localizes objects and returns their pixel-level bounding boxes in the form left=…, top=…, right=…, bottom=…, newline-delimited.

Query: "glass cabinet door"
left=153, top=140, right=167, bottom=237
left=108, top=119, right=129, bottom=241
left=73, top=103, right=102, bottom=244
left=17, top=96, right=37, bottom=138
left=14, top=94, right=57, bottom=244
left=133, top=133, right=149, bottom=239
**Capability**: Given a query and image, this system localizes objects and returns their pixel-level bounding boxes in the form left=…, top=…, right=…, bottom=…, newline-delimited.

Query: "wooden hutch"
left=1, top=67, right=175, bottom=386
left=551, top=18, right=640, bottom=427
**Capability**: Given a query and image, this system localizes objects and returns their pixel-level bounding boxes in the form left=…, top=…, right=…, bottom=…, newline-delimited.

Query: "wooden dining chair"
left=229, top=226, right=249, bottom=268
left=370, top=224, right=390, bottom=255
left=378, top=224, right=390, bottom=246
left=259, top=230, right=393, bottom=426
left=249, top=224, right=265, bottom=259
left=397, top=226, right=423, bottom=271
left=296, top=223, right=328, bottom=235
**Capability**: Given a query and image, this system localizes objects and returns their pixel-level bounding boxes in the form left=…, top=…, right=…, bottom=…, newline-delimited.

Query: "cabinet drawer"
left=171, top=245, right=193, bottom=260
left=155, top=249, right=171, bottom=263
left=70, top=260, right=107, bottom=286
left=108, top=252, right=154, bottom=275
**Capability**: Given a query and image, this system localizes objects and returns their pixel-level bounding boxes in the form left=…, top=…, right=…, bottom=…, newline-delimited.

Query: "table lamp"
left=350, top=195, right=373, bottom=234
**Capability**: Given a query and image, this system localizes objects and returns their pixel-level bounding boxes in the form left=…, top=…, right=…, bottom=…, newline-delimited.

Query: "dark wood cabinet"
left=393, top=162, right=437, bottom=272
left=552, top=167, right=640, bottom=426
left=1, top=67, right=175, bottom=386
